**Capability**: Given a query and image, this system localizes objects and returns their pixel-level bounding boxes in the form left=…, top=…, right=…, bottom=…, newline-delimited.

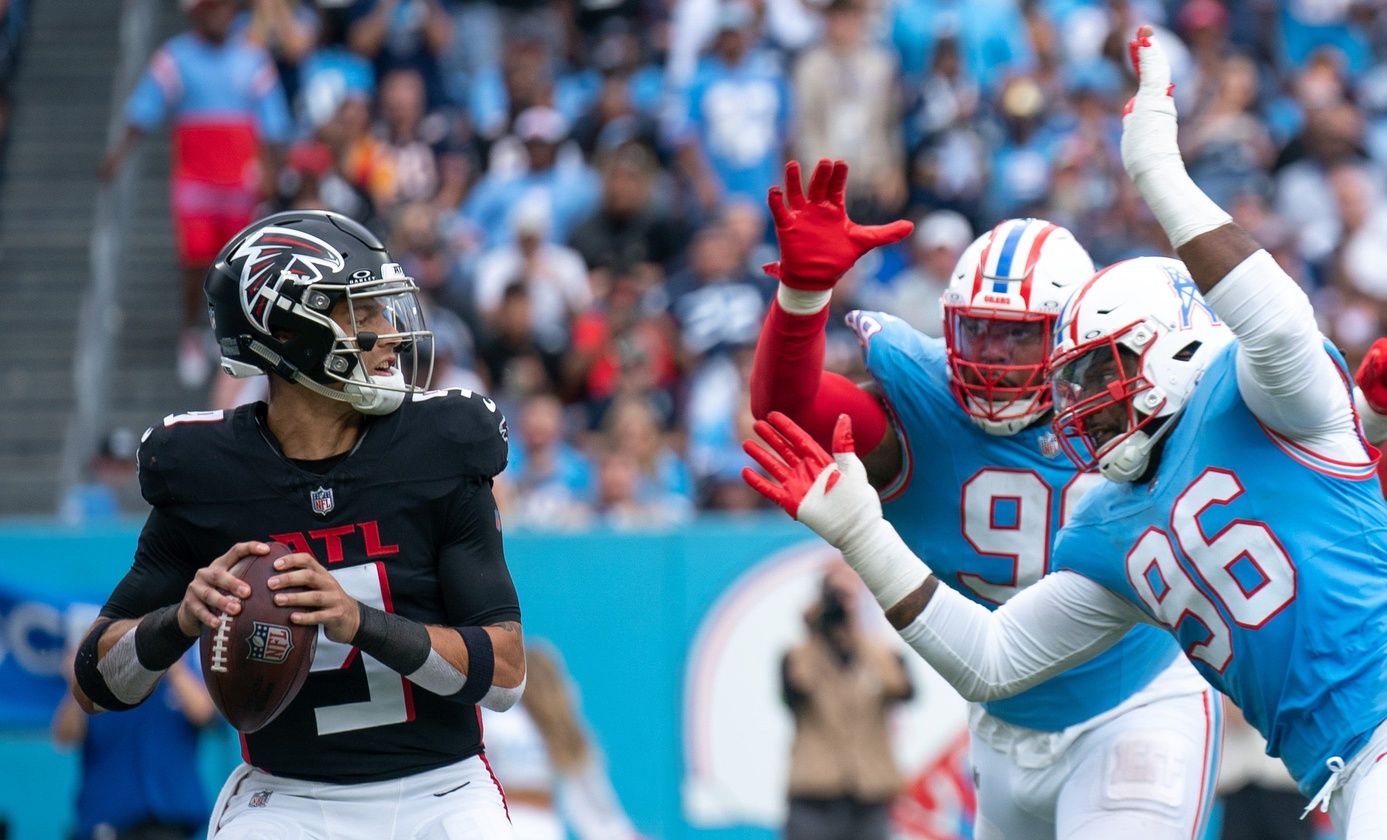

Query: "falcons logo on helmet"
left=231, top=226, right=347, bottom=333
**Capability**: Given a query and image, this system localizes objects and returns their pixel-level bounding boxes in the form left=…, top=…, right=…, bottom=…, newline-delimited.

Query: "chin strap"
left=1099, top=412, right=1177, bottom=482
left=249, top=338, right=406, bottom=415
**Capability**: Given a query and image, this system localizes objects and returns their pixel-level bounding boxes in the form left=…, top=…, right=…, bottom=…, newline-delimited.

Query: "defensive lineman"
left=751, top=163, right=1220, bottom=837
left=745, top=28, right=1387, bottom=839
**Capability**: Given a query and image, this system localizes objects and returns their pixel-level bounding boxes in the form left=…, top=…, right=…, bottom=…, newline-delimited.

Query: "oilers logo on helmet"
left=1165, top=263, right=1220, bottom=330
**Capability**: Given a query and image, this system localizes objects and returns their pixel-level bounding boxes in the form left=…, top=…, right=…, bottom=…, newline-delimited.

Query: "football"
left=199, top=542, right=318, bottom=733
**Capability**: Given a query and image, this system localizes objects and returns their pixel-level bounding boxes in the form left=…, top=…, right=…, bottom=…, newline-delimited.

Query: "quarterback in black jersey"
left=72, top=211, right=524, bottom=838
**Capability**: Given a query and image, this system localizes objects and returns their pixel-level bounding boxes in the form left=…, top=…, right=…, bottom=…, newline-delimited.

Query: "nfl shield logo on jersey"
left=1039, top=432, right=1061, bottom=459
left=247, top=621, right=294, bottom=664
left=310, top=486, right=334, bottom=516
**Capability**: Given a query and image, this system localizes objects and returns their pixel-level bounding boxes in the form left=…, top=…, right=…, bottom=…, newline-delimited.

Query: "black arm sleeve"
left=438, top=479, right=521, bottom=627
left=102, top=508, right=201, bottom=619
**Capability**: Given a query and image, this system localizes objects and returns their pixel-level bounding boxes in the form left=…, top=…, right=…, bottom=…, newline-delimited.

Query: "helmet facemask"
left=1049, top=322, right=1169, bottom=482
left=944, top=307, right=1055, bottom=434
left=312, top=264, right=434, bottom=415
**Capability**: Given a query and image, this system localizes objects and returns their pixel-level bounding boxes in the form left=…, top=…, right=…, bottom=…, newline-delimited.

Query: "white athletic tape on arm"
left=95, top=625, right=163, bottom=706
left=1355, top=388, right=1387, bottom=446
left=1121, top=34, right=1230, bottom=248
left=776, top=284, right=832, bottom=316
left=406, top=648, right=468, bottom=696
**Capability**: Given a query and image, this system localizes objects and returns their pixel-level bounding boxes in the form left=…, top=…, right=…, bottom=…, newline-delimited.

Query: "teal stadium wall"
left=0, top=521, right=1244, bottom=840
left=0, top=518, right=947, bottom=840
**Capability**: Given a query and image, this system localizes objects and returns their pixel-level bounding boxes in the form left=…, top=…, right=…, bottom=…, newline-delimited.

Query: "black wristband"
left=74, top=618, right=139, bottom=712
left=351, top=602, right=432, bottom=676
left=455, top=626, right=495, bottom=706
left=133, top=603, right=197, bottom=671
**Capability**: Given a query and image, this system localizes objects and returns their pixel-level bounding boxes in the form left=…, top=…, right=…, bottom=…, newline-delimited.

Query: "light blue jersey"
left=1055, top=341, right=1387, bottom=795
left=854, top=310, right=1180, bottom=731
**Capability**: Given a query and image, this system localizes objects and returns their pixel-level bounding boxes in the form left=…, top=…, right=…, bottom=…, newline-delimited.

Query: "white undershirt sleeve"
left=898, top=570, right=1148, bottom=703
left=1203, top=250, right=1361, bottom=456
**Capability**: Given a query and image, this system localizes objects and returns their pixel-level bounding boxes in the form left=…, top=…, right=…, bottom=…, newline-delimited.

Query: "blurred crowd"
left=97, top=0, right=1387, bottom=528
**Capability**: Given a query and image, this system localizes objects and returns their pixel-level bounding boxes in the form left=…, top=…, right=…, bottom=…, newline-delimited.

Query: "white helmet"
left=1049, top=257, right=1234, bottom=482
left=942, top=219, right=1095, bottom=435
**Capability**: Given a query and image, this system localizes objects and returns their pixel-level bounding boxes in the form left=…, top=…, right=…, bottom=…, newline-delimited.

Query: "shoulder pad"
left=405, top=390, right=509, bottom=478
left=137, top=410, right=232, bottom=507
left=848, top=310, right=945, bottom=364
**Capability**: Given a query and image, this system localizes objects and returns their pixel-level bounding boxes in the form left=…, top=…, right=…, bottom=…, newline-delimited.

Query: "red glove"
left=1356, top=338, right=1387, bottom=415
left=765, top=159, right=915, bottom=291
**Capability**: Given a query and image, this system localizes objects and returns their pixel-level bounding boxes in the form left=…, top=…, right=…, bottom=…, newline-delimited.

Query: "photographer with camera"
left=780, top=563, right=915, bottom=840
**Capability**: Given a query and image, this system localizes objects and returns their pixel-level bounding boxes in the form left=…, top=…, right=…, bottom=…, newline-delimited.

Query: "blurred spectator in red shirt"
left=102, top=0, right=291, bottom=389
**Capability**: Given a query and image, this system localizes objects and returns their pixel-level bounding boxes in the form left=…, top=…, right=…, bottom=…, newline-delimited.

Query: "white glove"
left=1121, top=25, right=1230, bottom=248
left=743, top=412, right=929, bottom=610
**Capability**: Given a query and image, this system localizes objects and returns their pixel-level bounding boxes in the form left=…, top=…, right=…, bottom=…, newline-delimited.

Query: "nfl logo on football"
left=310, top=485, right=334, bottom=515
left=247, top=621, right=294, bottom=664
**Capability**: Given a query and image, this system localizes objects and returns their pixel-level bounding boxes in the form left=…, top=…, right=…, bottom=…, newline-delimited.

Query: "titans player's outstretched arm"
left=743, top=412, right=1150, bottom=701
left=1122, top=27, right=1365, bottom=452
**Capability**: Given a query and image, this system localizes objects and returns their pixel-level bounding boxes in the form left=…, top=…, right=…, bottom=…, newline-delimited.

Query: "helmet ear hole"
left=1173, top=341, right=1202, bottom=362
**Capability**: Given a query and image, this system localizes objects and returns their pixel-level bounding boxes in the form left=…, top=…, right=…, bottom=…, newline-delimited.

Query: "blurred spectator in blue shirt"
left=673, top=2, right=790, bottom=214
left=1277, top=0, right=1373, bottom=77
left=503, top=393, right=595, bottom=528
left=984, top=74, right=1058, bottom=220
left=60, top=429, right=140, bottom=525
left=347, top=0, right=452, bottom=108
left=890, top=0, right=1034, bottom=90
left=53, top=651, right=215, bottom=840
left=666, top=220, right=769, bottom=365
left=460, top=106, right=602, bottom=251
left=602, top=396, right=694, bottom=509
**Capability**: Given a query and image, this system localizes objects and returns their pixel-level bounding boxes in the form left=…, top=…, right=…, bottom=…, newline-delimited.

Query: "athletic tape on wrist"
left=776, top=284, right=832, bottom=315
left=840, top=518, right=931, bottom=611
left=74, top=619, right=140, bottom=712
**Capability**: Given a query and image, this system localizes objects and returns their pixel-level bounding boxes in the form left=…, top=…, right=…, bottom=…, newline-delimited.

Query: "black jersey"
left=104, top=390, right=519, bottom=783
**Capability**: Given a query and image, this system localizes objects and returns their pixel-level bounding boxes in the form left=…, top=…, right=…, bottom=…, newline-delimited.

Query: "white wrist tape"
left=776, top=284, right=832, bottom=315
left=1122, top=32, right=1230, bottom=248
left=837, top=518, right=932, bottom=611
left=1355, top=387, right=1387, bottom=446
left=96, top=626, right=163, bottom=706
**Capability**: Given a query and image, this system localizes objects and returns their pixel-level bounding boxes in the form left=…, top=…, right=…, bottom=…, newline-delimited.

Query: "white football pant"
left=970, top=659, right=1222, bottom=840
left=208, top=754, right=514, bottom=839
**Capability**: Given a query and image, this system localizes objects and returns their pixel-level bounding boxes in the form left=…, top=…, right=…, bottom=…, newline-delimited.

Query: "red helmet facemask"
left=944, top=308, right=1055, bottom=429
left=1048, top=325, right=1162, bottom=471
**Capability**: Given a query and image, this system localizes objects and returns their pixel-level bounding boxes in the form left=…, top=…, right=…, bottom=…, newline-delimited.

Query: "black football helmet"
left=205, top=210, right=433, bottom=415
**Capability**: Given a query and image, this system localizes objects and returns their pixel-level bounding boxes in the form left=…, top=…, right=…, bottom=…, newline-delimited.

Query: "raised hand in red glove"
left=765, top=159, right=915, bottom=291
left=1356, top=338, right=1387, bottom=415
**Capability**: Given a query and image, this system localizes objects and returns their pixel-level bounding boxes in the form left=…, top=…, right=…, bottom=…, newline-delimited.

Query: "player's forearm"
left=352, top=604, right=525, bottom=710
left=750, top=300, right=889, bottom=454
left=896, top=571, right=1138, bottom=702
left=72, top=606, right=195, bottom=713
left=750, top=296, right=831, bottom=420
left=1122, top=27, right=1232, bottom=284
